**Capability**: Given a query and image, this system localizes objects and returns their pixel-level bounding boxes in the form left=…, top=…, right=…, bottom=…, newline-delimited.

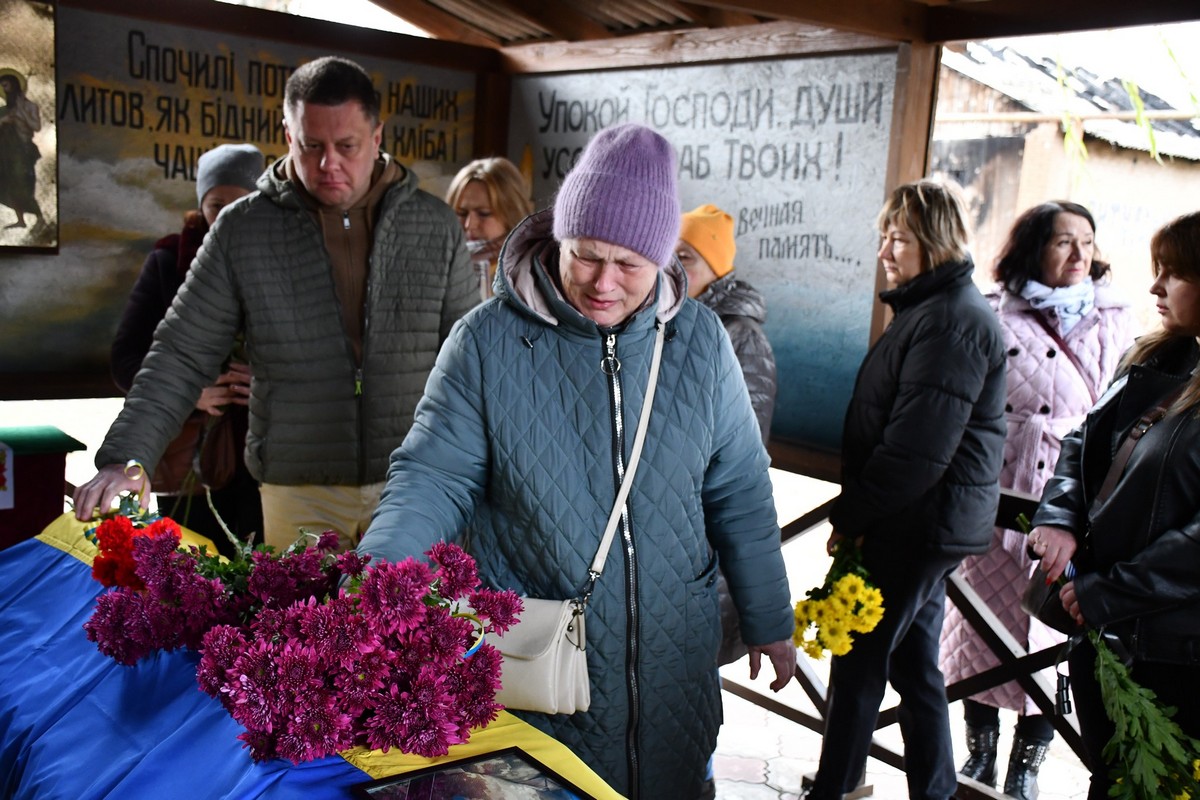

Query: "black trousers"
left=808, top=541, right=963, bottom=800
left=1069, top=637, right=1200, bottom=800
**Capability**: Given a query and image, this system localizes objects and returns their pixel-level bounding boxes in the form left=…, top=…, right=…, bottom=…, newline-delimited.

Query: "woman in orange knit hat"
left=677, top=203, right=776, bottom=442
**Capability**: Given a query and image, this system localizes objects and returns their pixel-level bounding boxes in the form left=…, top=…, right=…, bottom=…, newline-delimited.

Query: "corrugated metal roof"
left=942, top=41, right=1200, bottom=160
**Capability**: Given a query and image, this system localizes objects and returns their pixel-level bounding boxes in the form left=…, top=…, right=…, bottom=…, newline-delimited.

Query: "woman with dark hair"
left=1029, top=210, right=1200, bottom=799
left=805, top=179, right=1007, bottom=800
left=939, top=201, right=1135, bottom=799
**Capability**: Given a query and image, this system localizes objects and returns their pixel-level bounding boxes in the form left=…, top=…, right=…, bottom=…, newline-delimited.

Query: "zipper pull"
left=355, top=368, right=363, bottom=396
left=601, top=333, right=620, bottom=375
left=342, top=211, right=350, bottom=231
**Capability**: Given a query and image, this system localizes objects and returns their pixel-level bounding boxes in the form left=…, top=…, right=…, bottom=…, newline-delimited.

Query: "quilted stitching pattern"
left=698, top=275, right=776, bottom=443
left=993, top=289, right=1134, bottom=495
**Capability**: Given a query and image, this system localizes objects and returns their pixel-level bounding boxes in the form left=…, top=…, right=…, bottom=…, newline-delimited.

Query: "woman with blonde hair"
left=806, top=178, right=1007, bottom=800
left=1030, top=210, right=1200, bottom=799
left=445, top=157, right=532, bottom=299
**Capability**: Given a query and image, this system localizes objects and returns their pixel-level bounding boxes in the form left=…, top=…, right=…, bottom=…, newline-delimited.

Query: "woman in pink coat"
left=938, top=201, right=1135, bottom=799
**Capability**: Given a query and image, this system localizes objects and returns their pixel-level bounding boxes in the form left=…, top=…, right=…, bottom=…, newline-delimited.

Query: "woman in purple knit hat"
left=359, top=123, right=796, bottom=799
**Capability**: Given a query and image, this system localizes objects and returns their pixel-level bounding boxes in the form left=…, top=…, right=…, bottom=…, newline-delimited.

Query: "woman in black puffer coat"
left=807, top=179, right=1007, bottom=800
left=1030, top=210, right=1200, bottom=800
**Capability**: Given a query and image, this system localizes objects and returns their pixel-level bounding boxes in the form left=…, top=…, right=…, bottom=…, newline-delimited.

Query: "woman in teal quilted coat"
left=358, top=124, right=796, bottom=799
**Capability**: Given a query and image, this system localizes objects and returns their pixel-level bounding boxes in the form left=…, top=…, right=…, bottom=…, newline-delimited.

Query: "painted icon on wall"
left=0, top=0, right=56, bottom=249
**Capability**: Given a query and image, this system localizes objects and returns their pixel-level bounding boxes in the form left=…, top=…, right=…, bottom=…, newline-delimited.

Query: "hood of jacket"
left=697, top=275, right=767, bottom=324
left=493, top=208, right=687, bottom=336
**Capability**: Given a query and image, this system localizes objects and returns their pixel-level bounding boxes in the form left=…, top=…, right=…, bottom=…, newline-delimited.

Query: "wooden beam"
left=473, top=70, right=511, bottom=158
left=369, top=0, right=504, bottom=49
left=64, top=0, right=500, bottom=69
left=767, top=440, right=841, bottom=485
left=678, top=1, right=761, bottom=28
left=487, top=0, right=612, bottom=41
left=679, top=0, right=926, bottom=42
left=501, top=19, right=893, bottom=74
left=944, top=572, right=1089, bottom=763
left=780, top=498, right=838, bottom=545
left=889, top=41, right=943, bottom=169
left=997, top=489, right=1039, bottom=532
left=926, top=0, right=1200, bottom=43
left=939, top=110, right=1200, bottom=124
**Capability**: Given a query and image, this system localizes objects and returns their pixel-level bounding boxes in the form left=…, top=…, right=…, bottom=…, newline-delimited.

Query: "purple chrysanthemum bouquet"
left=83, top=505, right=523, bottom=764
left=83, top=509, right=350, bottom=665
left=196, top=539, right=522, bottom=763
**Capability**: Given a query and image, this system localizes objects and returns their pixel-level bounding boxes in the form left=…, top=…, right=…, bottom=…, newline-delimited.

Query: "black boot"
left=1003, top=735, right=1050, bottom=799
left=960, top=722, right=1000, bottom=787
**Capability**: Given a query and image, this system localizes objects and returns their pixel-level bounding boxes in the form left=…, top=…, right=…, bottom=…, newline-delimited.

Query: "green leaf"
left=1121, top=79, right=1161, bottom=164
left=1090, top=630, right=1200, bottom=799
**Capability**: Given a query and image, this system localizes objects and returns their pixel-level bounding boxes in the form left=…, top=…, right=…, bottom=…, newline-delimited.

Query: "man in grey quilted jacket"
left=359, top=123, right=796, bottom=799
left=74, top=56, right=477, bottom=549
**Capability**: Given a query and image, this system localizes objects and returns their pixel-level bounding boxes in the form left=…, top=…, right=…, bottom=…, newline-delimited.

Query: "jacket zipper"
left=603, top=331, right=641, bottom=795
left=1131, top=414, right=1187, bottom=658
left=344, top=209, right=368, bottom=485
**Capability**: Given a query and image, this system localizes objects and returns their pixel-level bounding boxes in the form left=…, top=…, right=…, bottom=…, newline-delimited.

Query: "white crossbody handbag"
left=492, top=324, right=665, bottom=715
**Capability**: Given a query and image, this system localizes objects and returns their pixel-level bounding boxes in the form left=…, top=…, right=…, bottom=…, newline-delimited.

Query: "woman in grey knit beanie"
left=110, top=143, right=265, bottom=554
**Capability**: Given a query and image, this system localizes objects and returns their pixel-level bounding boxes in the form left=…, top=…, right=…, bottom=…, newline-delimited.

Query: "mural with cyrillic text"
left=509, top=55, right=897, bottom=450
left=0, top=5, right=473, bottom=377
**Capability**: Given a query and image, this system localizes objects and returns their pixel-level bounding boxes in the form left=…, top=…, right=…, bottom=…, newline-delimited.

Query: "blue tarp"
left=0, top=534, right=379, bottom=799
left=0, top=521, right=622, bottom=800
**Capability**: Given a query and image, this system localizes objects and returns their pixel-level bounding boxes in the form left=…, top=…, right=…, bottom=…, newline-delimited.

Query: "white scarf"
left=1021, top=278, right=1095, bottom=334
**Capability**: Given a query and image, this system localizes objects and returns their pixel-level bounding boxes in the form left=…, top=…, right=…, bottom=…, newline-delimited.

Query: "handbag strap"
left=1029, top=310, right=1098, bottom=405
left=583, top=323, right=666, bottom=592
left=1094, top=384, right=1186, bottom=505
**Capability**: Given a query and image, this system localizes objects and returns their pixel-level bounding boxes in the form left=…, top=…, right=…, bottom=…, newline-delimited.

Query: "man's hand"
left=73, top=463, right=151, bottom=520
left=747, top=639, right=797, bottom=692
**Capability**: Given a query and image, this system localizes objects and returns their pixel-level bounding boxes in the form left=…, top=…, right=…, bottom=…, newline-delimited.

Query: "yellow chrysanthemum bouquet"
left=793, top=538, right=884, bottom=659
